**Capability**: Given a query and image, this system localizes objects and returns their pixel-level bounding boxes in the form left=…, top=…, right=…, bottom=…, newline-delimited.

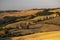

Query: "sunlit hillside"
left=49, top=8, right=60, bottom=12
left=0, top=8, right=60, bottom=40
left=0, top=10, right=44, bottom=19
left=11, top=31, right=60, bottom=40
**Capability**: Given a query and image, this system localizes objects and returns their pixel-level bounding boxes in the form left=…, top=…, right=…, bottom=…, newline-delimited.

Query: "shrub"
left=36, top=10, right=54, bottom=16
left=20, top=22, right=29, bottom=29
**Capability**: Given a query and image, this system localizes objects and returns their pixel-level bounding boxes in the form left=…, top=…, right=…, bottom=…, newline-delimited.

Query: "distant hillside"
left=0, top=8, right=60, bottom=37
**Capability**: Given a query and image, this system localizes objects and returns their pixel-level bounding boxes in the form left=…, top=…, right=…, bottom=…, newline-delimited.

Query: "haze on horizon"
left=0, top=0, right=60, bottom=10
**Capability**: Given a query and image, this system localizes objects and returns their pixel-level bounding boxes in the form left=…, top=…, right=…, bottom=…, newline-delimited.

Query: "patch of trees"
left=36, top=10, right=54, bottom=16
left=20, top=22, right=30, bottom=29
left=56, top=12, right=60, bottom=16
left=0, top=16, right=18, bottom=27
left=0, top=10, right=21, bottom=13
left=0, top=11, right=5, bottom=13
left=0, top=15, right=34, bottom=27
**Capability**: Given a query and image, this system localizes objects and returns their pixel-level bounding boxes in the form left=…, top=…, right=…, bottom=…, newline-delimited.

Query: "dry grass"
left=49, top=9, right=60, bottom=12
left=4, top=20, right=33, bottom=29
left=30, top=16, right=46, bottom=21
left=42, top=17, right=60, bottom=25
left=0, top=30, right=5, bottom=35
left=0, top=8, right=60, bottom=38
left=11, top=31, right=60, bottom=40
left=0, top=10, right=44, bottom=21
left=0, top=10, right=43, bottom=18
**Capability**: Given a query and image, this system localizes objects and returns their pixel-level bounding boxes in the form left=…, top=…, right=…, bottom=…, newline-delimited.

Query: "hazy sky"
left=0, top=0, right=60, bottom=10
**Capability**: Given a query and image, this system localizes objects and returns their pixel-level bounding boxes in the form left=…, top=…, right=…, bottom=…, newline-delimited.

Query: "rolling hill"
left=0, top=8, right=60, bottom=40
